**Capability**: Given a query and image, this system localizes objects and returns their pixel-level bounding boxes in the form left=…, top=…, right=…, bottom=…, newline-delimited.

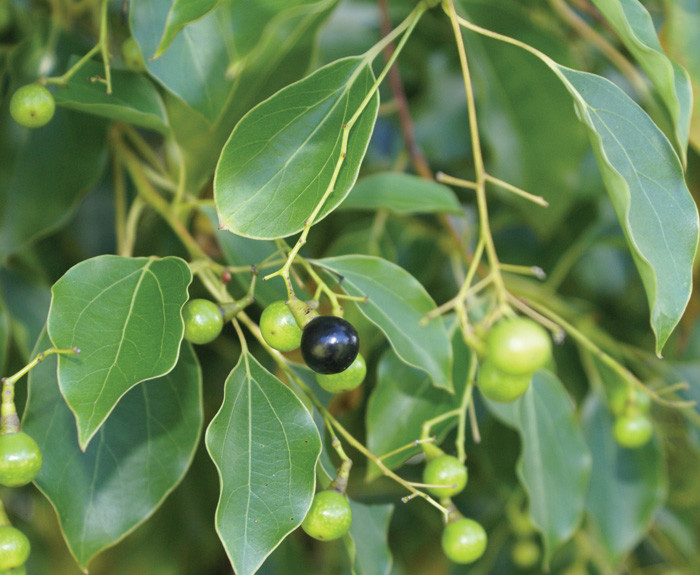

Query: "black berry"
left=300, top=316, right=359, bottom=374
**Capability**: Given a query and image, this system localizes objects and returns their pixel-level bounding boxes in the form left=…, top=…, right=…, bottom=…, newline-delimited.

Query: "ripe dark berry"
left=300, top=316, right=359, bottom=374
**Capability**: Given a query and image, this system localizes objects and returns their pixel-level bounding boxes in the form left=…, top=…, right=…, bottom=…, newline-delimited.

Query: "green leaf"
left=581, top=393, right=666, bottom=563
left=47, top=255, right=192, bottom=449
left=486, top=371, right=591, bottom=563
left=662, top=0, right=700, bottom=152
left=317, top=255, right=453, bottom=391
left=23, top=333, right=203, bottom=570
left=153, top=0, right=225, bottom=58
left=590, top=0, right=693, bottom=164
left=130, top=0, right=234, bottom=124
left=53, top=60, right=169, bottom=133
left=205, top=352, right=321, bottom=575
left=339, top=173, right=462, bottom=215
left=552, top=65, right=699, bottom=355
left=366, top=333, right=471, bottom=479
left=0, top=105, right=107, bottom=261
left=344, top=501, right=394, bottom=575
left=214, top=56, right=378, bottom=239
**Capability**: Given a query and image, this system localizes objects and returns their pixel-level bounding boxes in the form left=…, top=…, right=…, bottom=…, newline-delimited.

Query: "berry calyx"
left=486, top=318, right=551, bottom=376
left=301, top=490, right=352, bottom=541
left=121, top=37, right=147, bottom=72
left=300, top=316, right=359, bottom=374
left=477, top=360, right=532, bottom=402
left=613, top=412, right=653, bottom=449
left=9, top=84, right=55, bottom=129
left=0, top=526, right=30, bottom=571
left=0, top=432, right=42, bottom=487
left=260, top=300, right=303, bottom=352
left=182, top=299, right=224, bottom=345
left=315, top=353, right=366, bottom=393
left=422, top=454, right=468, bottom=498
left=441, top=517, right=487, bottom=564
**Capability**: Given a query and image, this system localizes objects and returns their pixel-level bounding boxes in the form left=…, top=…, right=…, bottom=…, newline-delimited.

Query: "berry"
left=0, top=566, right=27, bottom=575
left=300, top=316, right=359, bottom=374
left=260, top=301, right=303, bottom=352
left=610, top=387, right=651, bottom=417
left=182, top=299, right=223, bottom=345
left=9, top=84, right=55, bottom=129
left=441, top=518, right=487, bottom=564
left=613, top=412, right=653, bottom=449
left=0, top=526, right=29, bottom=571
left=121, top=37, right=147, bottom=72
left=477, top=360, right=532, bottom=403
left=301, top=490, right=352, bottom=541
left=0, top=432, right=42, bottom=487
left=315, top=354, right=366, bottom=393
left=422, top=455, right=468, bottom=498
left=511, top=539, right=540, bottom=569
left=486, top=318, right=551, bottom=376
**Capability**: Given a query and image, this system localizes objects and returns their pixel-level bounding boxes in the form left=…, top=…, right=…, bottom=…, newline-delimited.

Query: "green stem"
left=44, top=44, right=100, bottom=87
left=98, top=0, right=112, bottom=94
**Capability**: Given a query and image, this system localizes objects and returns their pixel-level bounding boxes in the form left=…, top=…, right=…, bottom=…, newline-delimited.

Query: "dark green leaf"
left=486, top=371, right=591, bottom=563
left=0, top=105, right=107, bottom=261
left=205, top=352, right=321, bottom=575
left=339, top=173, right=462, bottom=215
left=153, top=0, right=224, bottom=58
left=214, top=56, right=378, bottom=239
left=47, top=255, right=192, bottom=449
left=317, top=255, right=453, bottom=391
left=54, top=60, right=169, bottom=133
left=130, top=0, right=234, bottom=124
left=581, top=393, right=666, bottom=563
left=344, top=501, right=394, bottom=575
left=662, top=0, right=700, bottom=152
left=590, top=0, right=693, bottom=163
left=552, top=65, right=699, bottom=354
left=23, top=333, right=203, bottom=570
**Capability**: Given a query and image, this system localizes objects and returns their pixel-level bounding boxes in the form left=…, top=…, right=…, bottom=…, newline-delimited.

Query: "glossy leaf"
left=153, top=0, right=224, bottom=58
left=205, top=352, right=321, bottom=575
left=339, top=172, right=462, bottom=215
left=214, top=56, right=378, bottom=239
left=23, top=333, right=203, bottom=570
left=47, top=255, right=192, bottom=449
left=0, top=105, right=107, bottom=261
left=344, top=501, right=394, bottom=575
left=552, top=64, right=699, bottom=355
left=582, top=393, right=666, bottom=563
left=130, top=0, right=234, bottom=124
left=590, top=0, right=692, bottom=163
left=662, top=0, right=700, bottom=152
left=53, top=60, right=169, bottom=133
left=318, top=255, right=453, bottom=391
left=486, top=371, right=591, bottom=563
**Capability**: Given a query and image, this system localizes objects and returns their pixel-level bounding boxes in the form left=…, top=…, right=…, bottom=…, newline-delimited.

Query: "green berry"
left=260, top=301, right=303, bottom=352
left=0, top=526, right=29, bottom=571
left=0, top=432, right=42, bottom=487
left=477, top=360, right=532, bottom=402
left=441, top=518, right=487, bottom=564
left=121, top=37, right=146, bottom=72
left=422, top=455, right=468, bottom=498
left=9, top=84, right=55, bottom=129
left=613, top=412, right=653, bottom=449
left=486, top=318, right=551, bottom=376
left=301, top=490, right=352, bottom=541
left=511, top=539, right=540, bottom=569
left=182, top=299, right=223, bottom=345
left=315, top=354, right=366, bottom=393
left=0, top=566, right=27, bottom=575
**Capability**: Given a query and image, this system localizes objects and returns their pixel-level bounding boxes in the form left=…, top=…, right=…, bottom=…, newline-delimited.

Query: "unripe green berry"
left=0, top=432, right=42, bottom=487
left=477, top=360, right=532, bottom=403
left=0, top=526, right=30, bottom=571
left=486, top=318, right=551, bottom=376
left=260, top=301, right=303, bottom=352
left=613, top=412, right=653, bottom=449
left=182, top=299, right=223, bottom=345
left=441, top=518, right=487, bottom=564
left=301, top=490, right=352, bottom=541
left=315, top=354, right=366, bottom=393
left=10, top=84, right=55, bottom=129
left=121, top=37, right=147, bottom=72
left=511, top=539, right=540, bottom=569
left=422, top=454, right=468, bottom=498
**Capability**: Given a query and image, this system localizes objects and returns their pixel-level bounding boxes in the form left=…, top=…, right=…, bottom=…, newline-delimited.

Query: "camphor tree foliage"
left=0, top=0, right=700, bottom=573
